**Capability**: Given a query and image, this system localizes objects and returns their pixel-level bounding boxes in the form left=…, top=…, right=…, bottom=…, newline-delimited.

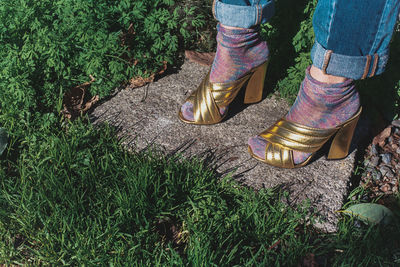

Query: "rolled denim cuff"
left=311, top=41, right=389, bottom=80
left=213, top=0, right=275, bottom=28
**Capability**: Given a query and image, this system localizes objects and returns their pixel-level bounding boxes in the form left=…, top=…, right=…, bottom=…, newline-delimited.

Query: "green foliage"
left=274, top=0, right=317, bottom=103
left=0, top=0, right=214, bottom=137
left=314, top=217, right=400, bottom=266
left=258, top=0, right=313, bottom=97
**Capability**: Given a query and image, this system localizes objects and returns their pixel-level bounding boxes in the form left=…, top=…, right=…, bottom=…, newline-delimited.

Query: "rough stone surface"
left=90, top=60, right=367, bottom=233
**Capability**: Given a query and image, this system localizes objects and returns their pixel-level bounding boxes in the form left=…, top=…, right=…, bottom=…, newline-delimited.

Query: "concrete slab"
left=90, top=60, right=366, bottom=232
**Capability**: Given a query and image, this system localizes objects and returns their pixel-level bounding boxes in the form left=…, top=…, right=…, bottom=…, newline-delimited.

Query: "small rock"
left=395, top=128, right=400, bottom=135
left=381, top=153, right=392, bottom=165
left=395, top=163, right=400, bottom=170
left=388, top=136, right=393, bottom=143
left=363, top=159, right=370, bottom=167
left=353, top=220, right=362, bottom=228
left=370, top=156, right=380, bottom=167
left=365, top=166, right=375, bottom=173
left=392, top=186, right=398, bottom=193
left=392, top=119, right=400, bottom=128
left=396, top=147, right=400, bottom=155
left=391, top=143, right=398, bottom=150
left=371, top=144, right=379, bottom=155
left=373, top=127, right=391, bottom=147
left=361, top=194, right=370, bottom=201
left=380, top=184, right=391, bottom=192
left=372, top=170, right=382, bottom=181
left=380, top=166, right=395, bottom=178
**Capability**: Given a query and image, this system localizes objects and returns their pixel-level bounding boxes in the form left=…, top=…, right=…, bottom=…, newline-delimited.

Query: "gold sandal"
left=248, top=107, right=362, bottom=168
left=178, top=61, right=269, bottom=125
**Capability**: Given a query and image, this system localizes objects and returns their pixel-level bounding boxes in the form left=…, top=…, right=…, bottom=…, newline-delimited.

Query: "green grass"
left=0, top=120, right=313, bottom=265
left=1, top=119, right=400, bottom=265
left=312, top=216, right=400, bottom=266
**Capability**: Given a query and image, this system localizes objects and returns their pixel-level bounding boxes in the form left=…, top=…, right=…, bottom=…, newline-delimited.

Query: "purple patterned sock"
left=248, top=66, right=360, bottom=165
left=181, top=23, right=269, bottom=121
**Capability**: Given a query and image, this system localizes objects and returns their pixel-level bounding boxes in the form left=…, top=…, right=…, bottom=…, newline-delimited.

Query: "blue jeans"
left=213, top=0, right=400, bottom=80
left=213, top=0, right=275, bottom=29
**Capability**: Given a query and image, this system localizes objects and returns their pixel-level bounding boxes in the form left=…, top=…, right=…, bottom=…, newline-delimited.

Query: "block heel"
left=244, top=61, right=268, bottom=104
left=327, top=110, right=361, bottom=160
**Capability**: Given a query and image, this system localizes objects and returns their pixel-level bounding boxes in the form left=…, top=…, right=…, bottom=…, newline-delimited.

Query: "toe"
left=292, top=151, right=312, bottom=165
left=180, top=102, right=227, bottom=123
left=181, top=102, right=194, bottom=121
left=248, top=136, right=312, bottom=165
left=248, top=135, right=267, bottom=159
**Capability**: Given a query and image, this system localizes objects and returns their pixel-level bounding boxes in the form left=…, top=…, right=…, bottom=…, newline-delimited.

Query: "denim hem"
left=311, top=42, right=389, bottom=80
left=213, top=0, right=274, bottom=28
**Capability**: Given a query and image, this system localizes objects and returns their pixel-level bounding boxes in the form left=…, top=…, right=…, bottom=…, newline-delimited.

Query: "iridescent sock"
left=181, top=23, right=269, bottom=121
left=248, top=66, right=360, bottom=165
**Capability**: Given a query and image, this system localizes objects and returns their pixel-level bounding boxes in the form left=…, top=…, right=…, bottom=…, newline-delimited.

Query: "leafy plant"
left=274, top=0, right=317, bottom=103
left=0, top=0, right=214, bottom=138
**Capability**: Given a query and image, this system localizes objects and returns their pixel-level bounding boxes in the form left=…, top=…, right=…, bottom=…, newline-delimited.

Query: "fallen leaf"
left=129, top=75, right=155, bottom=89
left=185, top=50, right=215, bottom=66
left=127, top=61, right=168, bottom=90
left=341, top=203, right=394, bottom=225
left=373, top=127, right=391, bottom=147
left=61, top=75, right=99, bottom=120
left=158, top=61, right=168, bottom=75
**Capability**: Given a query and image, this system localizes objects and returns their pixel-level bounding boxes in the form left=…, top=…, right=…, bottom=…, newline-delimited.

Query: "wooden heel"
left=243, top=61, right=268, bottom=104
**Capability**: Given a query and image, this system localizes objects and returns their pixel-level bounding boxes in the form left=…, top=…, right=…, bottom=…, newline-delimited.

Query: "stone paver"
left=91, top=60, right=368, bottom=232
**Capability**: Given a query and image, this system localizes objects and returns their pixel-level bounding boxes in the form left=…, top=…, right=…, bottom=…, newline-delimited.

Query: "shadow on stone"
left=91, top=60, right=368, bottom=233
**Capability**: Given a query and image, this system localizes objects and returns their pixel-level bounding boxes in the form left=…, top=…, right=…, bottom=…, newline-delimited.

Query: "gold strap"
left=260, top=119, right=337, bottom=153
left=192, top=74, right=222, bottom=124
left=190, top=71, right=251, bottom=124
left=265, top=142, right=294, bottom=168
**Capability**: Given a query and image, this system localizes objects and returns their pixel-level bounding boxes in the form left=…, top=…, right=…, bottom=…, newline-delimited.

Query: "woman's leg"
left=311, top=0, right=400, bottom=79
left=180, top=0, right=274, bottom=122
left=249, top=0, right=400, bottom=166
